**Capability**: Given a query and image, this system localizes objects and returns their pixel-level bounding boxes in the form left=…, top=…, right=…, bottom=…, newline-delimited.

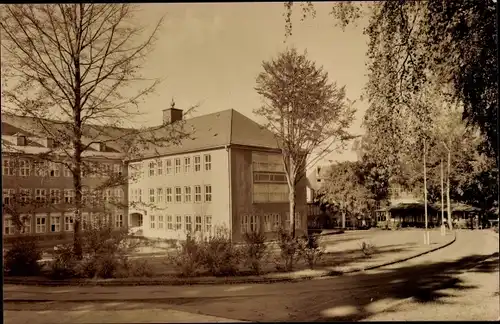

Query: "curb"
left=4, top=233, right=457, bottom=288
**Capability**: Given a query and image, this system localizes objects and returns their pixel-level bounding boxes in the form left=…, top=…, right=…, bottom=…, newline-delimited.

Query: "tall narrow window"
left=157, top=188, right=164, bottom=203
left=158, top=215, right=164, bottom=229
left=2, top=158, right=15, bottom=176
left=194, top=186, right=202, bottom=202
left=115, top=214, right=123, bottom=228
left=174, top=158, right=181, bottom=174
left=204, top=154, right=211, bottom=171
left=194, top=156, right=201, bottom=172
left=36, top=214, right=47, bottom=233
left=205, top=215, right=212, bottom=233
left=175, top=187, right=182, bottom=203
left=175, top=215, right=182, bottom=230
left=166, top=187, right=172, bottom=203
left=50, top=189, right=61, bottom=204
left=49, top=162, right=60, bottom=177
left=149, top=188, right=155, bottom=203
left=195, top=215, right=202, bottom=232
left=150, top=215, right=156, bottom=229
left=185, top=215, right=192, bottom=232
left=204, top=185, right=212, bottom=202
left=65, top=215, right=74, bottom=231
left=4, top=217, right=15, bottom=235
left=149, top=161, right=155, bottom=177
left=184, top=157, right=191, bottom=172
left=167, top=215, right=173, bottom=230
left=36, top=188, right=47, bottom=202
left=184, top=186, right=192, bottom=203
left=50, top=215, right=61, bottom=232
left=165, top=159, right=172, bottom=174
left=157, top=160, right=163, bottom=176
left=19, top=159, right=30, bottom=176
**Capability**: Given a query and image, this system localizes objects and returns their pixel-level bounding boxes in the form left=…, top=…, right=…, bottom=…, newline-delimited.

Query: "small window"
left=175, top=187, right=182, bottom=203
left=194, top=156, right=201, bottom=172
left=115, top=214, right=123, bottom=228
left=36, top=215, right=47, bottom=233
left=50, top=215, right=61, bottom=232
left=205, top=215, right=212, bottom=233
left=65, top=215, right=74, bottom=231
left=157, top=160, right=163, bottom=176
left=158, top=215, right=164, bottom=229
left=185, top=215, right=192, bottom=232
left=149, top=161, right=155, bottom=177
left=2, top=158, right=15, bottom=176
left=166, top=187, right=172, bottom=203
left=19, top=159, right=31, bottom=176
left=50, top=189, right=61, bottom=204
left=167, top=215, right=173, bottom=230
left=194, top=186, right=202, bottom=202
left=165, top=159, right=172, bottom=174
left=4, top=217, right=15, bottom=235
left=195, top=215, right=202, bottom=232
left=184, top=157, right=191, bottom=172
left=204, top=154, right=211, bottom=171
left=184, top=186, right=192, bottom=203
left=149, top=188, right=155, bottom=203
left=175, top=215, right=182, bottom=230
left=150, top=215, right=156, bottom=229
left=204, top=185, right=212, bottom=202
left=157, top=188, right=164, bottom=203
left=174, top=158, right=181, bottom=174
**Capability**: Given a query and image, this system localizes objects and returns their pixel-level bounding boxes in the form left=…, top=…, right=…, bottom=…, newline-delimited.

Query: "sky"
left=132, top=3, right=370, bottom=169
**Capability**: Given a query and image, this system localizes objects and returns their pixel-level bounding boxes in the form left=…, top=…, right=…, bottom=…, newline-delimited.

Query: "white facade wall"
left=128, top=148, right=230, bottom=240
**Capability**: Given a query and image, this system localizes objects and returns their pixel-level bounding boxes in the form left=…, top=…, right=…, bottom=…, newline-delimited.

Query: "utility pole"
left=423, top=138, right=430, bottom=245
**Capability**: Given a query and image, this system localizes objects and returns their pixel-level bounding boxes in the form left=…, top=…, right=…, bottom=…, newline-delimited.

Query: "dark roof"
left=2, top=109, right=280, bottom=159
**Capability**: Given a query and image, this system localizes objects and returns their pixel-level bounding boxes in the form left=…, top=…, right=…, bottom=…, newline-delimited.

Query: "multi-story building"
left=2, top=107, right=307, bottom=243
left=128, top=107, right=307, bottom=242
left=1, top=114, right=128, bottom=244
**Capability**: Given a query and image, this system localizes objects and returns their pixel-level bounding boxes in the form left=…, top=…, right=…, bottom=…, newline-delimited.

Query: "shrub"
left=4, top=236, right=43, bottom=277
left=298, top=235, right=324, bottom=269
left=359, top=241, right=376, bottom=258
left=49, top=243, right=78, bottom=279
left=274, top=228, right=301, bottom=272
left=167, top=233, right=205, bottom=277
left=201, top=226, right=241, bottom=276
left=129, top=259, right=154, bottom=277
left=241, top=230, right=267, bottom=274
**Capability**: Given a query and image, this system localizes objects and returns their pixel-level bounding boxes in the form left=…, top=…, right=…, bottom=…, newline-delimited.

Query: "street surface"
left=4, top=230, right=498, bottom=323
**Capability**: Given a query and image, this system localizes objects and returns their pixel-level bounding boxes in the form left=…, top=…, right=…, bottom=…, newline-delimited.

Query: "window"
left=19, top=188, right=31, bottom=203
left=113, top=164, right=123, bottom=176
left=82, top=213, right=89, bottom=231
left=138, top=189, right=142, bottom=202
left=157, top=160, right=163, bottom=176
left=157, top=188, right=164, bottom=203
left=175, top=187, right=182, bottom=203
left=264, top=213, right=280, bottom=232
left=50, top=215, right=61, bottom=232
left=241, top=214, right=259, bottom=233
left=50, top=189, right=61, bottom=204
left=2, top=189, right=15, bottom=205
left=115, top=214, right=123, bottom=228
left=167, top=215, right=173, bottom=230
left=184, top=186, right=192, bottom=203
left=65, top=215, right=74, bottom=231
left=253, top=183, right=289, bottom=203
left=166, top=187, right=173, bottom=203
left=194, top=155, right=201, bottom=172
left=285, top=212, right=301, bottom=230
left=195, top=215, right=202, bottom=232
left=158, top=215, right=164, bottom=229
left=184, top=157, right=191, bottom=172
left=34, top=160, right=47, bottom=177
left=35, top=188, right=47, bottom=202
left=185, top=215, right=192, bottom=232
left=63, top=164, right=72, bottom=177
left=204, top=154, right=211, bottom=171
left=205, top=215, right=212, bottom=233
left=175, top=215, right=182, bottom=230
left=150, top=215, right=156, bottom=229
left=49, top=161, right=60, bottom=177
left=194, top=186, right=202, bottom=202
left=174, top=158, right=181, bottom=174
left=252, top=152, right=285, bottom=172
left=204, top=185, right=212, bottom=202
left=36, top=214, right=47, bottom=233
left=2, top=158, right=15, bottom=176
left=149, top=161, right=155, bottom=177
left=114, top=188, right=123, bottom=202
left=165, top=159, right=172, bottom=174
left=19, top=159, right=30, bottom=176
left=149, top=188, right=155, bottom=203
left=64, top=189, right=75, bottom=204
left=4, top=217, right=15, bottom=235
left=21, top=215, right=31, bottom=234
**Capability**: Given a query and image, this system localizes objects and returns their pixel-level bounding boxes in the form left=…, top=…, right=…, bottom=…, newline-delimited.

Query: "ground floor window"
left=185, top=215, right=192, bottom=232
left=150, top=215, right=156, bottom=229
left=65, top=215, right=74, bottom=231
left=50, top=215, right=61, bottom=232
left=205, top=215, right=212, bottom=233
left=158, top=215, right=164, bottom=229
left=167, top=215, right=173, bottom=230
left=4, top=216, right=15, bottom=235
left=241, top=214, right=260, bottom=234
left=175, top=215, right=182, bottom=230
left=195, top=215, right=202, bottom=232
left=36, top=214, right=47, bottom=233
left=21, top=215, right=31, bottom=234
left=115, top=214, right=123, bottom=228
left=264, top=213, right=280, bottom=232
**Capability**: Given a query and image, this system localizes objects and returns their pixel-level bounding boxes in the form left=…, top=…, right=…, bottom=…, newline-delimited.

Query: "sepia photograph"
left=1, top=2, right=498, bottom=323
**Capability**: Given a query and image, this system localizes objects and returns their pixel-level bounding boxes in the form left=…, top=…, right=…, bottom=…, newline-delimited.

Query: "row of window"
left=148, top=214, right=212, bottom=233
left=130, top=185, right=212, bottom=204
left=3, top=212, right=124, bottom=235
left=240, top=212, right=302, bottom=233
left=2, top=158, right=122, bottom=178
left=251, top=152, right=286, bottom=173
left=253, top=183, right=289, bottom=203
left=130, top=154, right=212, bottom=178
left=2, top=188, right=123, bottom=205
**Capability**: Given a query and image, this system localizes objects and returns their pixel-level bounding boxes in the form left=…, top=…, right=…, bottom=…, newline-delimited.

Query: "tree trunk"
left=447, top=148, right=452, bottom=230
left=289, top=188, right=296, bottom=238
left=423, top=139, right=428, bottom=230
left=441, top=159, right=444, bottom=224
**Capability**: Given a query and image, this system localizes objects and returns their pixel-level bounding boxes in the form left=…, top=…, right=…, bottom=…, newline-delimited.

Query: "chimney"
left=163, top=98, right=183, bottom=125
left=16, top=135, right=26, bottom=146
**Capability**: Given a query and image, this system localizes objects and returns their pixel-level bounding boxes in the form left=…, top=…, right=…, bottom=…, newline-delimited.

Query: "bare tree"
left=0, top=4, right=191, bottom=258
left=255, top=48, right=355, bottom=238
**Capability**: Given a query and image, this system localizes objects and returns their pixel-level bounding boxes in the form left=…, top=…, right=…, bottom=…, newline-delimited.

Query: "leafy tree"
left=284, top=1, right=497, bottom=161
left=318, top=161, right=376, bottom=227
left=255, top=48, right=355, bottom=237
left=0, top=4, right=191, bottom=258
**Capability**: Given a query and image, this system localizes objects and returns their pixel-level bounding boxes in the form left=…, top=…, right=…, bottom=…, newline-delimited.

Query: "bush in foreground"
left=4, top=236, right=43, bottom=277
left=241, top=230, right=268, bottom=274
left=167, top=233, right=205, bottom=277
left=299, top=235, right=324, bottom=269
left=274, top=228, right=302, bottom=272
left=202, top=226, right=241, bottom=276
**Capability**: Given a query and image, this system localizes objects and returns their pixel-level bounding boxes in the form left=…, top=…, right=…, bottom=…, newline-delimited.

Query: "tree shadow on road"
left=312, top=251, right=499, bottom=322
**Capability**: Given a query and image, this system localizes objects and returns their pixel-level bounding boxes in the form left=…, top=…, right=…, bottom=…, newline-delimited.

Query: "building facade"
left=128, top=108, right=307, bottom=242
left=2, top=114, right=128, bottom=244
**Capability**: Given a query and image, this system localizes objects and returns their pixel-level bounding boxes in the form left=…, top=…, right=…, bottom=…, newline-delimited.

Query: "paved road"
left=4, top=230, right=498, bottom=323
